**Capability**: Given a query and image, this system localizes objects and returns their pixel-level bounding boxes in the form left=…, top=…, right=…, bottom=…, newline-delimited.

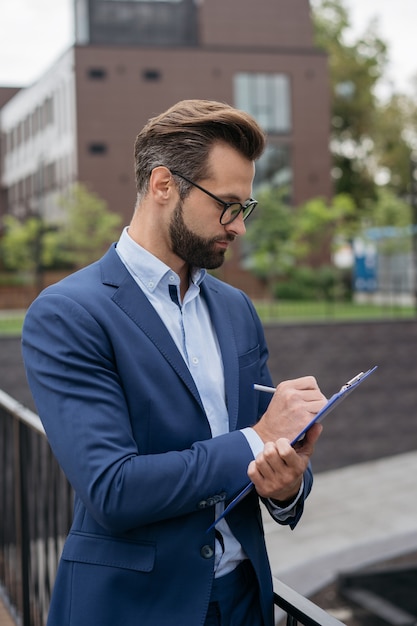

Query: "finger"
left=276, top=438, right=303, bottom=467
left=278, top=376, right=320, bottom=391
left=251, top=443, right=281, bottom=479
left=261, top=441, right=287, bottom=474
left=305, top=422, right=323, bottom=444
left=293, top=423, right=323, bottom=454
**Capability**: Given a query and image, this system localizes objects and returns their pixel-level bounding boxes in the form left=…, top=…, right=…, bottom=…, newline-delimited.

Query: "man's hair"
left=133, top=99, right=266, bottom=198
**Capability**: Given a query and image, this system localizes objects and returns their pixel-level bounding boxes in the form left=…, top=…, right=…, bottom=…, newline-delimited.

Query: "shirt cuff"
left=266, top=480, right=304, bottom=521
left=240, top=427, right=264, bottom=458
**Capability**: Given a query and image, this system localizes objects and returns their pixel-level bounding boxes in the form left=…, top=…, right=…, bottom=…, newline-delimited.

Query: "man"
left=22, top=99, right=326, bottom=626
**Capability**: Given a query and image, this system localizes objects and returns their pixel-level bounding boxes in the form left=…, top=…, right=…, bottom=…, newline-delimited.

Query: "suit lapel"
left=99, top=247, right=203, bottom=409
left=99, top=247, right=240, bottom=427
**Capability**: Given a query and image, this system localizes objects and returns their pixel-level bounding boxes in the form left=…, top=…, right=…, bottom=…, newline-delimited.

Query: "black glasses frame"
left=170, top=170, right=258, bottom=225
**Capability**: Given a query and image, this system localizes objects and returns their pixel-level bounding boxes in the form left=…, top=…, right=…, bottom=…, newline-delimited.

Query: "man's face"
left=169, top=142, right=255, bottom=269
left=169, top=199, right=235, bottom=269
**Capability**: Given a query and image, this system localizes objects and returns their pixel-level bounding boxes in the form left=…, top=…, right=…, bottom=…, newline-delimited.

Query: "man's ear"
left=149, top=166, right=176, bottom=203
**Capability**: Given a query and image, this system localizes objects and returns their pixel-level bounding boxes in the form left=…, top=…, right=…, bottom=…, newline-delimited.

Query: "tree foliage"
left=371, top=94, right=417, bottom=196
left=0, top=183, right=122, bottom=277
left=245, top=187, right=357, bottom=294
left=311, top=0, right=389, bottom=207
left=55, top=183, right=122, bottom=267
left=1, top=216, right=53, bottom=272
left=244, top=187, right=297, bottom=289
left=313, top=0, right=417, bottom=204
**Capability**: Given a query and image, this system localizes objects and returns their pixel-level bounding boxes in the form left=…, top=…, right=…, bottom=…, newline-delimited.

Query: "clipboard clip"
left=341, top=371, right=366, bottom=391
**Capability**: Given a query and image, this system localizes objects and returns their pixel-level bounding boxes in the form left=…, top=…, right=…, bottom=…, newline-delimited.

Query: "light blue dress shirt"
left=116, top=227, right=301, bottom=577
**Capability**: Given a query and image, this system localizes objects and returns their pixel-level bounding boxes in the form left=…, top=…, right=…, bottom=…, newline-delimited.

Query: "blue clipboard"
left=207, top=366, right=377, bottom=531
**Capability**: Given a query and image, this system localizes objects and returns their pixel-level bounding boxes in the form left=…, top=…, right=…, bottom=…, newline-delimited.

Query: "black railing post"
left=15, top=419, right=31, bottom=626
left=12, top=417, right=29, bottom=624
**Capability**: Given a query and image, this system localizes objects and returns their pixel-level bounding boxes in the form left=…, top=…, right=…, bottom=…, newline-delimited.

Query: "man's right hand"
left=253, top=376, right=327, bottom=444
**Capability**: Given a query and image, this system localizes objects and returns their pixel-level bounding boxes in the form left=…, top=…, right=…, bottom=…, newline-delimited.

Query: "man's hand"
left=247, top=423, right=322, bottom=501
left=249, top=376, right=326, bottom=501
left=253, top=376, right=326, bottom=444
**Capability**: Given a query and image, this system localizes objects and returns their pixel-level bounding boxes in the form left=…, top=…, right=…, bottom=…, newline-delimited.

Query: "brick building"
left=0, top=0, right=331, bottom=292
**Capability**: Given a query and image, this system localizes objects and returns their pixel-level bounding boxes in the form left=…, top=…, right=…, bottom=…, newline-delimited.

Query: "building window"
left=88, top=142, right=108, bottom=155
left=88, top=68, right=108, bottom=80
left=142, top=68, right=161, bottom=81
left=254, top=143, right=292, bottom=195
left=234, top=73, right=292, bottom=134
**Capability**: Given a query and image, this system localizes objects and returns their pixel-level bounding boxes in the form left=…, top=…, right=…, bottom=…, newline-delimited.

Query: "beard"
left=169, top=200, right=234, bottom=269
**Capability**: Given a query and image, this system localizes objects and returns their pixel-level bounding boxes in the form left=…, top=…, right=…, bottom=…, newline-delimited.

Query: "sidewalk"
left=264, top=450, right=417, bottom=598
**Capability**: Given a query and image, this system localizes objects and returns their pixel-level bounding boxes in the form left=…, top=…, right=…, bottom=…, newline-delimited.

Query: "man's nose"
left=224, top=212, right=246, bottom=237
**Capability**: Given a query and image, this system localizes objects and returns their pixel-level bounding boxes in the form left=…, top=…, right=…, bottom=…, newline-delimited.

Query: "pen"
left=256, top=371, right=369, bottom=394
left=253, top=384, right=276, bottom=394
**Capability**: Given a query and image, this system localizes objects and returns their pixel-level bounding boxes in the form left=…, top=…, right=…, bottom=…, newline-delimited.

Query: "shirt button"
left=169, top=275, right=175, bottom=282
left=200, top=545, right=214, bottom=559
left=148, top=281, right=154, bottom=289
left=192, top=357, right=199, bottom=365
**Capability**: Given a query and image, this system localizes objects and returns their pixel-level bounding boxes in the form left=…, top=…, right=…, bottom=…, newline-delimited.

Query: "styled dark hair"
left=133, top=99, right=266, bottom=198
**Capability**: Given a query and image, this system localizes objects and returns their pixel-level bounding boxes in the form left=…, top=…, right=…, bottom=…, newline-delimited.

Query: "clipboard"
left=207, top=366, right=377, bottom=531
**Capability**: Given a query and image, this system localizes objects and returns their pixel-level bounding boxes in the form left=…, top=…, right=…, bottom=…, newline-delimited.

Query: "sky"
left=0, top=0, right=416, bottom=96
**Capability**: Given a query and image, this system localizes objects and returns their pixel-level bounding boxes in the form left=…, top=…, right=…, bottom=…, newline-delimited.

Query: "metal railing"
left=0, top=388, right=345, bottom=626
left=273, top=579, right=346, bottom=625
left=0, top=390, right=73, bottom=626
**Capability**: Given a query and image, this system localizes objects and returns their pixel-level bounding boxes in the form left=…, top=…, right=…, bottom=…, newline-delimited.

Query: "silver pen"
left=255, top=369, right=370, bottom=395
left=253, top=383, right=276, bottom=394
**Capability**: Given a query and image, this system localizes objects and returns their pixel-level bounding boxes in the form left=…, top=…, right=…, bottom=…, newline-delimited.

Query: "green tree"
left=55, top=183, right=122, bottom=268
left=366, top=188, right=412, bottom=230
left=372, top=94, right=417, bottom=197
left=246, top=188, right=356, bottom=296
left=293, top=192, right=357, bottom=263
left=0, top=183, right=122, bottom=282
left=244, top=187, right=296, bottom=293
left=0, top=215, right=65, bottom=274
left=362, top=187, right=413, bottom=256
left=311, top=0, right=389, bottom=206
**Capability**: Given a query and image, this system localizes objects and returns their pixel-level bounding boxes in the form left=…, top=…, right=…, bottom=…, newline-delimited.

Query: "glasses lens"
left=241, top=201, right=257, bottom=221
left=220, top=200, right=258, bottom=225
left=220, top=203, right=243, bottom=225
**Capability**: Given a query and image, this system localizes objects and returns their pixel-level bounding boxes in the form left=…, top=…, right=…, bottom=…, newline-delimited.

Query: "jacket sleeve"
left=22, top=293, right=256, bottom=533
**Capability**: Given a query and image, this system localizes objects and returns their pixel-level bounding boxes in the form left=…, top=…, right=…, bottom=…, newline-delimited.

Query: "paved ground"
left=2, top=320, right=417, bottom=624
left=264, top=451, right=417, bottom=623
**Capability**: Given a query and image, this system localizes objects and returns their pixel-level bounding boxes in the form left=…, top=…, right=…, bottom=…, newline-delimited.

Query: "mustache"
left=213, top=234, right=235, bottom=243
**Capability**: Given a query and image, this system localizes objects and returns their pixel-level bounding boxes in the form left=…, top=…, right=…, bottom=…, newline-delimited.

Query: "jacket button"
left=200, top=545, right=214, bottom=559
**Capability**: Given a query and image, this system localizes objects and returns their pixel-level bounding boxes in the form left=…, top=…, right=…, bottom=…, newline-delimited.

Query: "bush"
left=274, top=265, right=352, bottom=301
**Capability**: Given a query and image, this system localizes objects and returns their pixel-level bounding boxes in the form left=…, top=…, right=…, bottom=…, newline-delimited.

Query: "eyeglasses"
left=170, top=170, right=258, bottom=226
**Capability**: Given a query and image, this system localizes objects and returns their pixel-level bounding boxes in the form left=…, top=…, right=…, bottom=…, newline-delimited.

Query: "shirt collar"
left=116, top=227, right=206, bottom=293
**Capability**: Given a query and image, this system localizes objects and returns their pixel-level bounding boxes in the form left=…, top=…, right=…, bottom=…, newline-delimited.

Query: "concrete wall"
left=2, top=319, right=416, bottom=474
left=264, top=319, right=417, bottom=472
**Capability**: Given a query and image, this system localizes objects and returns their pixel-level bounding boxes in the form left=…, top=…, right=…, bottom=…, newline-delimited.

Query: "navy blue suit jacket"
left=22, top=245, right=313, bottom=626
